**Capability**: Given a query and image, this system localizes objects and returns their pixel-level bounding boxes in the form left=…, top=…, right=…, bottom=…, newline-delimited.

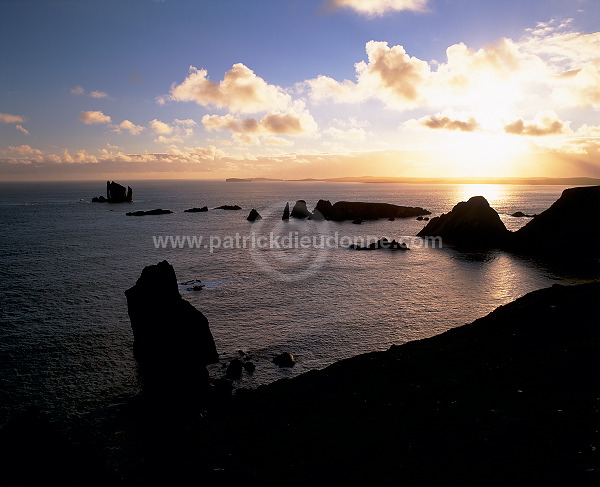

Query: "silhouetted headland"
left=418, top=185, right=600, bottom=255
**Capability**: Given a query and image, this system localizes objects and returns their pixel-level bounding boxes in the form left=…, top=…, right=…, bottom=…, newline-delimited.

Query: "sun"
left=439, top=130, right=530, bottom=177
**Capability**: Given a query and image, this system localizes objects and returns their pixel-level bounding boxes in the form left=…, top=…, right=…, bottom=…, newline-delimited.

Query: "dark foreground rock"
left=215, top=205, right=242, bottom=210
left=92, top=180, right=132, bottom=203
left=184, top=206, right=208, bottom=213
left=203, top=281, right=600, bottom=483
left=126, top=208, right=173, bottom=216
left=417, top=195, right=509, bottom=248
left=247, top=209, right=262, bottom=221
left=124, top=261, right=218, bottom=401
left=317, top=200, right=430, bottom=221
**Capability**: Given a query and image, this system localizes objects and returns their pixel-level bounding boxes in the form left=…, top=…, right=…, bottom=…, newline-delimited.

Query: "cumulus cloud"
left=149, top=119, right=173, bottom=135
left=161, top=64, right=291, bottom=113
left=0, top=113, right=25, bottom=123
left=327, top=0, right=429, bottom=16
left=504, top=111, right=570, bottom=136
left=8, top=145, right=42, bottom=155
left=15, top=125, right=29, bottom=135
left=308, top=40, right=431, bottom=108
left=306, top=20, right=600, bottom=113
left=79, top=110, right=112, bottom=125
left=418, top=113, right=480, bottom=132
left=202, top=101, right=317, bottom=136
left=148, top=119, right=194, bottom=143
left=117, top=120, right=144, bottom=135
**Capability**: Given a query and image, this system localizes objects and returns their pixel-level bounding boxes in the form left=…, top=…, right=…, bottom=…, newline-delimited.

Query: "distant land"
left=226, top=176, right=600, bottom=185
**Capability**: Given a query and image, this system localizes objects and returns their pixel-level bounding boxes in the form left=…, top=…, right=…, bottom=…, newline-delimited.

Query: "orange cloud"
left=0, top=113, right=25, bottom=123
left=419, top=114, right=480, bottom=132
left=79, top=111, right=112, bottom=125
left=504, top=111, right=569, bottom=136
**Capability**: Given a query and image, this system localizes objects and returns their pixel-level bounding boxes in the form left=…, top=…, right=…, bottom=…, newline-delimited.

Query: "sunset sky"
left=1, top=0, right=599, bottom=180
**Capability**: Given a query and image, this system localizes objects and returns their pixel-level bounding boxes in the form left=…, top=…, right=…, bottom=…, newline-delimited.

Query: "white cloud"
left=0, top=113, right=25, bottom=123
left=70, top=85, right=85, bottom=96
left=149, top=119, right=173, bottom=134
left=174, top=118, right=196, bottom=126
left=306, top=21, right=600, bottom=113
left=79, top=110, right=112, bottom=125
left=118, top=120, right=144, bottom=135
left=162, top=64, right=291, bottom=113
left=327, top=0, right=429, bottom=17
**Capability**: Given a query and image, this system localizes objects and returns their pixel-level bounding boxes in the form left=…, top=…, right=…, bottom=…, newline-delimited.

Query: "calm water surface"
left=1, top=180, right=597, bottom=425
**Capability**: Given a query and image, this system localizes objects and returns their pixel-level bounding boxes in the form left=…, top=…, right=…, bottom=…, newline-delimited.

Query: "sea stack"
left=282, top=202, right=290, bottom=220
left=291, top=200, right=312, bottom=219
left=417, top=196, right=509, bottom=248
left=125, top=260, right=219, bottom=402
left=247, top=209, right=262, bottom=222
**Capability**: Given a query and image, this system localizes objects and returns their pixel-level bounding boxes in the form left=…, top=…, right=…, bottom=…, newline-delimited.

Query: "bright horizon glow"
left=1, top=0, right=599, bottom=181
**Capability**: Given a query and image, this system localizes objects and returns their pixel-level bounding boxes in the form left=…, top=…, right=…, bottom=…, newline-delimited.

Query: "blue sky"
left=1, top=0, right=599, bottom=180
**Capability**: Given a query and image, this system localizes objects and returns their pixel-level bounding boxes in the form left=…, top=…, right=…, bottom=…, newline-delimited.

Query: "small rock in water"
left=243, top=361, right=256, bottom=373
left=273, top=352, right=296, bottom=367
left=226, top=358, right=244, bottom=380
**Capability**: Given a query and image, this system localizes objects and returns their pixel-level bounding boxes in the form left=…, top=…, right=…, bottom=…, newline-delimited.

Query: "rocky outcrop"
left=510, top=185, right=600, bottom=255
left=417, top=196, right=509, bottom=248
left=273, top=352, right=296, bottom=367
left=184, top=206, right=208, bottom=213
left=92, top=181, right=132, bottom=203
left=215, top=205, right=242, bottom=210
left=320, top=201, right=430, bottom=221
left=226, top=359, right=244, bottom=380
left=126, top=209, right=172, bottom=216
left=282, top=202, right=290, bottom=220
left=125, top=261, right=218, bottom=400
left=350, top=237, right=409, bottom=250
left=313, top=200, right=333, bottom=220
left=247, top=209, right=262, bottom=222
left=291, top=200, right=312, bottom=219
left=511, top=211, right=535, bottom=218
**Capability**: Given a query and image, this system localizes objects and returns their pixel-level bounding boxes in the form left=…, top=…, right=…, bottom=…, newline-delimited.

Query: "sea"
left=1, top=180, right=598, bottom=427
